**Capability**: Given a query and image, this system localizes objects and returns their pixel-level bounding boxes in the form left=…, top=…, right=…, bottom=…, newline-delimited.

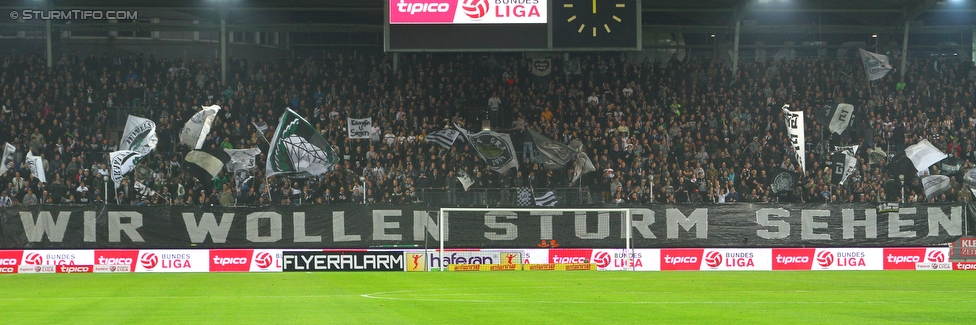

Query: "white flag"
left=25, top=150, right=46, bottom=183
left=859, top=48, right=892, bottom=81
left=0, top=142, right=14, bottom=176
left=922, top=175, right=951, bottom=200
left=120, top=115, right=158, bottom=156
left=905, top=139, right=947, bottom=174
left=347, top=118, right=372, bottom=139
left=110, top=150, right=142, bottom=186
left=782, top=105, right=806, bottom=173
left=180, top=105, right=220, bottom=150
left=829, top=103, right=855, bottom=135
left=425, top=129, right=460, bottom=149
left=224, top=148, right=262, bottom=172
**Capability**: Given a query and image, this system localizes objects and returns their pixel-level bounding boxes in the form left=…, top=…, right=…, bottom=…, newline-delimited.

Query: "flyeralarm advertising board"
left=389, top=0, right=548, bottom=24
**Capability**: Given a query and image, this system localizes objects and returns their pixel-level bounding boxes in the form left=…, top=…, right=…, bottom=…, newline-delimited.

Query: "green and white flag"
left=110, top=150, right=142, bottom=186
left=266, top=108, right=339, bottom=178
left=120, top=115, right=158, bottom=157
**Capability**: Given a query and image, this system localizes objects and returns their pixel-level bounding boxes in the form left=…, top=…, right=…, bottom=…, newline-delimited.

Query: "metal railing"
left=414, top=188, right=590, bottom=207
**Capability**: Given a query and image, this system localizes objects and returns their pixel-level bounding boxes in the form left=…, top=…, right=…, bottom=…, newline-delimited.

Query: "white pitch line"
left=358, top=295, right=976, bottom=305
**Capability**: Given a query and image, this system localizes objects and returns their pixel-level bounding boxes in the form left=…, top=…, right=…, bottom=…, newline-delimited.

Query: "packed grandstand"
left=0, top=51, right=974, bottom=207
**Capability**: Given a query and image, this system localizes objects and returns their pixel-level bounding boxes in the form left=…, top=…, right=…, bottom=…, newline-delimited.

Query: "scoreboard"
left=385, top=0, right=640, bottom=52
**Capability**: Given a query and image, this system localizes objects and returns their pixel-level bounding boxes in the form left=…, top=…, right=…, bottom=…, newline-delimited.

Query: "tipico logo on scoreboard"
left=389, top=0, right=547, bottom=24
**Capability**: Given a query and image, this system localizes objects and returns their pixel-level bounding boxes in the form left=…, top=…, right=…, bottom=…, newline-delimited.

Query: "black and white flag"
left=456, top=170, right=475, bottom=191
left=0, top=142, right=14, bottom=176
left=782, top=105, right=806, bottom=172
left=828, top=103, right=855, bottom=136
left=185, top=148, right=231, bottom=182
left=180, top=105, right=220, bottom=150
left=454, top=124, right=518, bottom=174
left=224, top=148, right=261, bottom=172
left=770, top=168, right=797, bottom=195
left=922, top=175, right=951, bottom=200
left=252, top=121, right=270, bottom=134
left=25, top=150, right=46, bottom=183
left=569, top=139, right=595, bottom=184
left=830, top=145, right=859, bottom=186
left=859, top=48, right=892, bottom=81
left=425, top=129, right=460, bottom=149
left=527, top=128, right=575, bottom=170
left=534, top=190, right=557, bottom=207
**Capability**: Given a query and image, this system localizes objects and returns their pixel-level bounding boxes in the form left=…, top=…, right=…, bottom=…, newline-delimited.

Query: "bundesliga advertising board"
left=0, top=247, right=962, bottom=273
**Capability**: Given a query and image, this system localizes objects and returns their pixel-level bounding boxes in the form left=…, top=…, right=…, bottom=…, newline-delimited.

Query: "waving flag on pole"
left=120, top=115, right=158, bottom=156
left=569, top=139, right=595, bottom=184
left=534, top=190, right=557, bottom=207
left=266, top=108, right=340, bottom=178
left=782, top=105, right=806, bottom=173
left=905, top=139, right=948, bottom=174
left=859, top=48, right=892, bottom=81
left=454, top=124, right=519, bottom=174
left=527, top=129, right=575, bottom=170
left=425, top=129, right=460, bottom=149
left=828, top=103, right=856, bottom=136
left=185, top=148, right=231, bottom=182
left=25, top=150, right=46, bottom=183
left=922, top=175, right=951, bottom=200
left=134, top=181, right=157, bottom=197
left=0, top=142, right=14, bottom=176
left=180, top=105, right=220, bottom=150
left=830, top=145, right=859, bottom=186
left=110, top=150, right=142, bottom=186
left=224, top=147, right=261, bottom=191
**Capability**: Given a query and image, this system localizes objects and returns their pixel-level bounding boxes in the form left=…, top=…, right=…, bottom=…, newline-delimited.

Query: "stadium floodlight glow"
left=872, top=34, right=878, bottom=38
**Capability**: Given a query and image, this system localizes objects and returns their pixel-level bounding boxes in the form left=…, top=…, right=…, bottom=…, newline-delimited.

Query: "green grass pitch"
left=1, top=271, right=973, bottom=324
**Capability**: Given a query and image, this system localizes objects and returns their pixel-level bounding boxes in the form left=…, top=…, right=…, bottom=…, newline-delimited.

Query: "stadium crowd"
left=0, top=49, right=975, bottom=207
